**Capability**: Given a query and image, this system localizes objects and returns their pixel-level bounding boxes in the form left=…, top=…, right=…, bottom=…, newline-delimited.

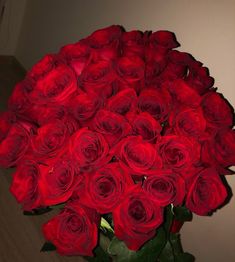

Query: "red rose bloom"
left=149, top=30, right=180, bottom=49
left=92, top=109, right=132, bottom=146
left=186, top=168, right=228, bottom=215
left=143, top=170, right=185, bottom=207
left=79, top=162, right=134, bottom=213
left=115, top=136, right=162, bottom=175
left=43, top=202, right=100, bottom=256
left=10, top=159, right=42, bottom=210
left=69, top=127, right=110, bottom=171
left=0, top=111, right=16, bottom=142
left=113, top=185, right=163, bottom=250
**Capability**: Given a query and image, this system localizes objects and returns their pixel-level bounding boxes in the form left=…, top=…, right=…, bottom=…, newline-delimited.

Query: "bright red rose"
left=69, top=127, right=110, bottom=171
left=137, top=88, right=171, bottom=122
left=201, top=91, right=233, bottom=128
left=113, top=185, right=163, bottom=250
left=129, top=112, right=162, bottom=142
left=143, top=170, right=185, bottom=207
left=186, top=168, right=228, bottom=215
left=171, top=107, right=207, bottom=139
left=10, top=159, right=42, bottom=210
left=40, top=156, right=83, bottom=206
left=114, top=136, right=162, bottom=175
left=92, top=109, right=132, bottom=146
left=79, top=162, right=134, bottom=213
left=121, top=30, right=145, bottom=58
left=43, top=202, right=100, bottom=256
left=157, top=135, right=200, bottom=171
left=28, top=55, right=79, bottom=104
left=105, top=88, right=137, bottom=115
left=69, top=92, right=102, bottom=124
left=78, top=60, right=116, bottom=98
left=31, top=120, right=69, bottom=159
left=0, top=122, right=32, bottom=168
left=59, top=41, right=92, bottom=76
left=115, top=55, right=145, bottom=93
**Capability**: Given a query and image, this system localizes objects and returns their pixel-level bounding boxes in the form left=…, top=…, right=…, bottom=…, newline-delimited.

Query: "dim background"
left=0, top=0, right=235, bottom=261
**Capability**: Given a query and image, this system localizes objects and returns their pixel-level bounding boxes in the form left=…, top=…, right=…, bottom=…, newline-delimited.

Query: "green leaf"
left=23, top=207, right=52, bottom=216
left=158, top=240, right=175, bottom=262
left=175, top=252, right=195, bottom=262
left=108, top=227, right=167, bottom=262
left=40, top=242, right=56, bottom=252
left=85, top=246, right=110, bottom=262
left=100, top=217, right=114, bottom=233
left=164, top=205, right=174, bottom=233
left=173, top=206, right=192, bottom=222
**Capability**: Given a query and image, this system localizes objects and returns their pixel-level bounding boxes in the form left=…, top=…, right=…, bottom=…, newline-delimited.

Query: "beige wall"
left=14, top=0, right=235, bottom=261
left=0, top=0, right=27, bottom=55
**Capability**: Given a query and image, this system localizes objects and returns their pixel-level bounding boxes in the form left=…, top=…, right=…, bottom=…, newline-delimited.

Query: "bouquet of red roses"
left=0, top=25, right=234, bottom=261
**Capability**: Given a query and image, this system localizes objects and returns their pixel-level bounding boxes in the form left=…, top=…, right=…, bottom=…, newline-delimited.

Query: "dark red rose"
left=0, top=122, right=32, bottom=168
left=201, top=91, right=233, bottom=128
left=115, top=55, right=145, bottom=93
left=40, top=156, right=83, bottom=206
left=185, top=63, right=214, bottom=95
left=114, top=136, right=162, bottom=175
left=171, top=107, right=207, bottom=139
left=10, top=159, right=42, bottom=210
left=128, top=112, right=162, bottom=142
left=167, top=79, right=201, bottom=108
left=59, top=41, right=92, bottom=76
left=143, top=170, right=185, bottom=207
left=79, top=163, right=134, bottom=213
left=113, top=185, right=163, bottom=250
left=69, top=92, right=101, bottom=124
left=78, top=60, right=116, bottom=98
left=43, top=202, right=100, bottom=256
left=157, top=135, right=200, bottom=171
left=31, top=120, right=69, bottom=159
left=92, top=109, right=132, bottom=146
left=28, top=55, right=79, bottom=104
left=186, top=168, right=228, bottom=215
left=121, top=30, right=145, bottom=57
left=137, top=88, right=172, bottom=122
left=105, top=88, right=137, bottom=115
left=148, top=30, right=180, bottom=49
left=69, top=127, right=110, bottom=171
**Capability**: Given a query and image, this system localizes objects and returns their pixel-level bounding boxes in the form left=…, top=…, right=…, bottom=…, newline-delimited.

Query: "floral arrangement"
left=0, top=25, right=234, bottom=261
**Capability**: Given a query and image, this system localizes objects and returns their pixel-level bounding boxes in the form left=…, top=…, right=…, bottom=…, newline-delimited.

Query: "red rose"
left=31, top=120, right=69, bottom=159
left=143, top=170, right=185, bottom=207
left=10, top=159, right=42, bottom=210
left=92, top=109, right=132, bottom=146
left=28, top=55, right=79, bottom=104
left=0, top=111, right=16, bottom=142
left=43, top=202, right=100, bottom=256
left=121, top=30, right=145, bottom=58
left=113, top=185, right=163, bottom=250
left=171, top=107, right=207, bottom=139
left=149, top=30, right=180, bottom=49
left=69, top=127, right=110, bottom=171
left=130, top=112, right=162, bottom=142
left=40, top=156, right=83, bottom=206
left=79, top=163, right=134, bottom=213
left=157, top=135, right=200, bottom=171
left=105, top=88, right=137, bottom=115
left=167, top=79, right=201, bottom=108
left=69, top=92, right=102, bottom=124
left=137, top=88, right=171, bottom=122
left=59, top=41, right=92, bottom=76
left=78, top=60, right=116, bottom=98
left=186, top=168, right=228, bottom=215
left=0, top=123, right=31, bottom=168
left=114, top=136, right=162, bottom=175
left=201, top=91, right=233, bottom=128
left=115, top=55, right=145, bottom=93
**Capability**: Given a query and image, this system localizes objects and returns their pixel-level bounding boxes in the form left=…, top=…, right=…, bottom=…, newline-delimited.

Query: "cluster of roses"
left=0, top=25, right=234, bottom=257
